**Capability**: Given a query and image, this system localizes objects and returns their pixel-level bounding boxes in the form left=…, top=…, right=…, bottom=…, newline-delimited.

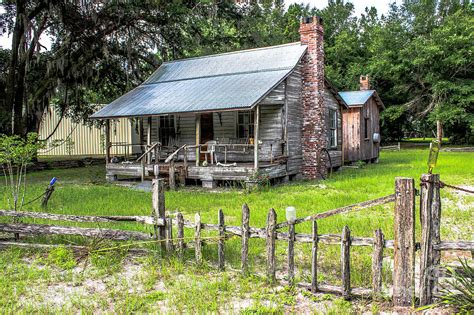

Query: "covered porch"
left=103, top=106, right=292, bottom=188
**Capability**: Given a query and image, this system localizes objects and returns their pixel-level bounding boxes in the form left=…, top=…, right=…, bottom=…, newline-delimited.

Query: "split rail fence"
left=0, top=174, right=473, bottom=307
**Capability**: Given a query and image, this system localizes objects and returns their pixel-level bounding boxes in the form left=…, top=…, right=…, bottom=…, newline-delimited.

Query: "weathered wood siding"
left=141, top=105, right=283, bottom=163
left=285, top=64, right=304, bottom=175
left=342, top=108, right=361, bottom=162
left=323, top=87, right=343, bottom=167
left=361, top=97, right=380, bottom=161
left=342, top=96, right=380, bottom=162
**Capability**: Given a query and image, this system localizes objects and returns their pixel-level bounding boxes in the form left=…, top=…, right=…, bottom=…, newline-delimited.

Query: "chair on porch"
left=201, top=140, right=217, bottom=164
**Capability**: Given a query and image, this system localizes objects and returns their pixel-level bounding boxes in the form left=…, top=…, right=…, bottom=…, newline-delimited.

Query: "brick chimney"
left=300, top=16, right=327, bottom=180
left=360, top=75, right=370, bottom=90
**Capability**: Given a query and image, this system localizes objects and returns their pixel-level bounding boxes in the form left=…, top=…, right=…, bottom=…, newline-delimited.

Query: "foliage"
left=248, top=170, right=271, bottom=188
left=45, top=245, right=76, bottom=270
left=1, top=1, right=472, bottom=143
left=0, top=133, right=44, bottom=211
left=436, top=258, right=474, bottom=313
left=0, top=0, right=242, bottom=135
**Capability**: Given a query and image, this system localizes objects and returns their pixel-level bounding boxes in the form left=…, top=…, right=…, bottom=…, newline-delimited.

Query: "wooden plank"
left=0, top=223, right=151, bottom=241
left=288, top=221, right=295, bottom=286
left=371, top=228, right=384, bottom=299
left=195, top=213, right=202, bottom=264
left=105, top=120, right=111, bottom=164
left=393, top=177, right=416, bottom=307
left=341, top=226, right=351, bottom=300
left=177, top=212, right=184, bottom=259
left=195, top=114, right=200, bottom=166
left=266, top=208, right=277, bottom=282
left=147, top=117, right=152, bottom=164
left=419, top=174, right=441, bottom=306
left=276, top=194, right=395, bottom=229
left=241, top=203, right=250, bottom=274
left=0, top=209, right=161, bottom=225
left=311, top=220, right=318, bottom=293
left=254, top=105, right=260, bottom=169
left=165, top=218, right=174, bottom=252
left=169, top=159, right=176, bottom=190
left=434, top=241, right=474, bottom=251
left=218, top=209, right=225, bottom=271
left=152, top=178, right=166, bottom=252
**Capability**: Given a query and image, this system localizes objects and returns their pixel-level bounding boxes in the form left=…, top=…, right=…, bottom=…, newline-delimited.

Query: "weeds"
left=436, top=259, right=474, bottom=313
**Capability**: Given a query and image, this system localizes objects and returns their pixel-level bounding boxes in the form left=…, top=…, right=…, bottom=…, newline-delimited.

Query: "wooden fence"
left=0, top=174, right=473, bottom=307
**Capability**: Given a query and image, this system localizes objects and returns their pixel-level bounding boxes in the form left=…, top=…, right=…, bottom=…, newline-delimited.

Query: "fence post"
left=419, top=174, right=441, bottom=306
left=372, top=228, right=384, bottom=299
left=288, top=220, right=295, bottom=286
left=241, top=204, right=250, bottom=275
left=311, top=220, right=318, bottom=293
left=266, top=208, right=277, bottom=282
left=393, top=177, right=416, bottom=307
left=341, top=225, right=351, bottom=300
left=195, top=213, right=202, bottom=264
left=152, top=177, right=166, bottom=253
left=177, top=212, right=184, bottom=259
left=218, top=209, right=225, bottom=271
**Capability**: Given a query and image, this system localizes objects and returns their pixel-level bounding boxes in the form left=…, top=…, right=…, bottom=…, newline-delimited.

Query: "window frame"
left=236, top=111, right=254, bottom=140
left=364, top=117, right=370, bottom=140
left=329, top=109, right=337, bottom=149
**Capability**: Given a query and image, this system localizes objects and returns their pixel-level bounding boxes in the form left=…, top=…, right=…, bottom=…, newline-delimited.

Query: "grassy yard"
left=0, top=149, right=472, bottom=313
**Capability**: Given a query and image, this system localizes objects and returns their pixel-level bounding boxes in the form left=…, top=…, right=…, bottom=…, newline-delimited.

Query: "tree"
left=0, top=133, right=44, bottom=212
left=367, top=1, right=473, bottom=143
left=0, top=0, right=242, bottom=136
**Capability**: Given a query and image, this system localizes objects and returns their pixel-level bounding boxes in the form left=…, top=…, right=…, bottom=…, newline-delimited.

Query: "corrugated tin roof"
left=91, top=43, right=307, bottom=119
left=338, top=90, right=375, bottom=106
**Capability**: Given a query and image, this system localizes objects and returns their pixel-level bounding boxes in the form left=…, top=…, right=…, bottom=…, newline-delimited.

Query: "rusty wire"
left=439, top=181, right=474, bottom=194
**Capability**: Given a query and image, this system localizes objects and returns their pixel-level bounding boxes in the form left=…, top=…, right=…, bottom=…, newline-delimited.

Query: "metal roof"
left=338, top=90, right=385, bottom=109
left=91, top=43, right=307, bottom=119
left=338, top=90, right=375, bottom=106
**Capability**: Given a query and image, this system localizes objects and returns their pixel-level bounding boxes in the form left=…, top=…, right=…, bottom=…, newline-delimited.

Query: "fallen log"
left=0, top=210, right=161, bottom=225
left=0, top=223, right=152, bottom=241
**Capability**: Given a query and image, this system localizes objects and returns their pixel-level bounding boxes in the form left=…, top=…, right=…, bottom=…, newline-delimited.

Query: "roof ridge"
left=162, top=42, right=304, bottom=65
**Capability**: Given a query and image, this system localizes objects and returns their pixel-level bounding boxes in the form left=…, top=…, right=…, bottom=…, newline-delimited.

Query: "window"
left=329, top=109, right=337, bottom=148
left=237, top=111, right=254, bottom=139
left=364, top=117, right=370, bottom=139
left=159, top=115, right=175, bottom=146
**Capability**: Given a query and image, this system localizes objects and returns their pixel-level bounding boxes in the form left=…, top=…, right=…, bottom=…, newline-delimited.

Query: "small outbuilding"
left=339, top=76, right=384, bottom=164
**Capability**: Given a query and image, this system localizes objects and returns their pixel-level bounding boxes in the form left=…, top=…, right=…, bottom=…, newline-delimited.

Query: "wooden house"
left=339, top=76, right=384, bottom=164
left=91, top=17, right=348, bottom=187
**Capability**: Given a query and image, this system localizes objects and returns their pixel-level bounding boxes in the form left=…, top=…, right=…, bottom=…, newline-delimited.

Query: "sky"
left=284, top=0, right=400, bottom=17
left=0, top=0, right=400, bottom=49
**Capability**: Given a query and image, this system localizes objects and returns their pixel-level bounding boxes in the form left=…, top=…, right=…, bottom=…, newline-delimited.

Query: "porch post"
left=147, top=116, right=152, bottom=164
left=195, top=114, right=201, bottom=166
left=254, top=106, right=260, bottom=169
left=105, top=119, right=111, bottom=164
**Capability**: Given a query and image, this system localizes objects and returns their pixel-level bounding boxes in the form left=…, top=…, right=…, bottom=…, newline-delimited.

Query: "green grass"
left=0, top=149, right=472, bottom=313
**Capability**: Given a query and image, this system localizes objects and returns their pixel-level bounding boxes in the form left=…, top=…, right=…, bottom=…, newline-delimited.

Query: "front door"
left=200, top=113, right=214, bottom=162
left=200, top=113, right=214, bottom=143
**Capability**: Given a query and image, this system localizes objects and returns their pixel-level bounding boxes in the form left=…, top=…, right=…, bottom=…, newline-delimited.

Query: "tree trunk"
left=6, top=0, right=27, bottom=136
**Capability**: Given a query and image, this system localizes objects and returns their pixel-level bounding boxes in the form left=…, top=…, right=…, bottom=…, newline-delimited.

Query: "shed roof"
left=91, top=43, right=307, bottom=119
left=338, top=90, right=384, bottom=109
